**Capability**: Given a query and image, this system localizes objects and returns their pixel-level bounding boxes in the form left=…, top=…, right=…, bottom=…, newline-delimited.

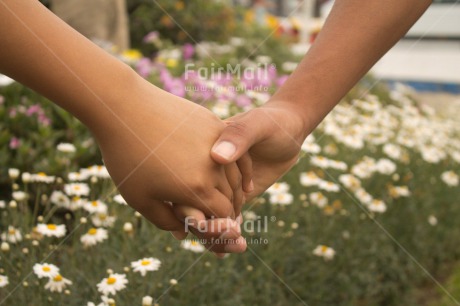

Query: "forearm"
left=0, top=0, right=150, bottom=134
left=271, top=0, right=432, bottom=136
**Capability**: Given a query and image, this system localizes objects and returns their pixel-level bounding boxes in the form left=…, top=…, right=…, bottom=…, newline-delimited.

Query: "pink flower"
left=136, top=58, right=153, bottom=78
left=276, top=75, right=289, bottom=87
left=235, top=95, right=252, bottom=107
left=143, top=31, right=160, bottom=44
left=26, top=105, right=41, bottom=116
left=9, top=137, right=20, bottom=149
left=183, top=43, right=195, bottom=60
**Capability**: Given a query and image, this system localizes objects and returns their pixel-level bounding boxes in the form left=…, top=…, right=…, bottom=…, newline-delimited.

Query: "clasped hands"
left=95, top=82, right=307, bottom=256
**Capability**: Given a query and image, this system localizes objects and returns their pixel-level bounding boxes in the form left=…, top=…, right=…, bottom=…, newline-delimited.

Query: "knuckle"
left=226, top=121, right=249, bottom=137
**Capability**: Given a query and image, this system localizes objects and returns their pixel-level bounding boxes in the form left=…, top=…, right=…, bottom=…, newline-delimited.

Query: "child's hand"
left=92, top=84, right=244, bottom=236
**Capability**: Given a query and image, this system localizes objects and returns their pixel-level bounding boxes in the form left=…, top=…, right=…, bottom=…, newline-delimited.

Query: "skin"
left=174, top=0, right=432, bottom=251
left=0, top=0, right=245, bottom=253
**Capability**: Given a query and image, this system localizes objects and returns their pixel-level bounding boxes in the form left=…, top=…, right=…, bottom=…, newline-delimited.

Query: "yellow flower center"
left=91, top=201, right=98, bottom=207
left=321, top=246, right=328, bottom=253
left=37, top=172, right=46, bottom=177
left=53, top=274, right=62, bottom=282
left=106, top=277, right=116, bottom=285
left=42, top=266, right=51, bottom=272
left=47, top=224, right=57, bottom=230
left=99, top=214, right=107, bottom=220
left=8, top=229, right=16, bottom=235
left=72, top=196, right=80, bottom=201
left=191, top=241, right=198, bottom=246
left=88, top=228, right=97, bottom=235
left=141, top=260, right=151, bottom=266
left=97, top=166, right=103, bottom=170
left=74, top=186, right=81, bottom=190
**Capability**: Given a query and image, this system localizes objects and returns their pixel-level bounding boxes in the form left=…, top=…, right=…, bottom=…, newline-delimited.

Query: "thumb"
left=211, top=112, right=267, bottom=164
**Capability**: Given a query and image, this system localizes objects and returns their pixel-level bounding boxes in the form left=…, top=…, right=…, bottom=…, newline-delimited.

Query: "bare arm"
left=210, top=0, right=432, bottom=199
left=0, top=0, right=245, bottom=252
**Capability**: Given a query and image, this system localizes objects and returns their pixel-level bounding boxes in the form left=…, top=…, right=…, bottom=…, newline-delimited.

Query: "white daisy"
left=8, top=168, right=20, bottom=180
left=1, top=226, right=22, bottom=244
left=309, top=192, right=328, bottom=208
left=142, top=296, right=154, bottom=306
left=0, top=275, right=8, bottom=288
left=181, top=240, right=206, bottom=253
left=300, top=171, right=321, bottom=187
left=375, top=159, right=397, bottom=175
left=389, top=186, right=411, bottom=198
left=318, top=181, right=340, bottom=193
left=313, top=245, right=336, bottom=261
left=57, top=143, right=76, bottom=153
left=0, top=201, right=5, bottom=209
left=441, top=171, right=459, bottom=187
left=33, top=263, right=59, bottom=279
left=354, top=188, right=373, bottom=205
left=368, top=200, right=387, bottom=213
left=36, top=223, right=66, bottom=238
left=68, top=172, right=89, bottom=181
left=310, top=156, right=330, bottom=169
left=338, top=174, right=361, bottom=191
left=80, top=228, right=108, bottom=247
left=428, top=215, right=438, bottom=226
left=269, top=192, right=293, bottom=205
left=50, top=191, right=70, bottom=208
left=83, top=200, right=108, bottom=214
left=64, top=183, right=90, bottom=197
left=44, top=274, right=72, bottom=292
left=12, top=191, right=28, bottom=201
left=113, top=194, right=127, bottom=205
left=329, top=160, right=348, bottom=171
left=383, top=143, right=402, bottom=160
left=131, top=257, right=161, bottom=277
left=266, top=182, right=290, bottom=195
left=301, top=142, right=321, bottom=154
left=91, top=213, right=116, bottom=228
left=242, top=210, right=258, bottom=221
left=70, top=196, right=86, bottom=210
left=212, top=102, right=230, bottom=118
left=81, top=165, right=111, bottom=179
left=97, top=273, right=128, bottom=296
left=30, top=172, right=55, bottom=184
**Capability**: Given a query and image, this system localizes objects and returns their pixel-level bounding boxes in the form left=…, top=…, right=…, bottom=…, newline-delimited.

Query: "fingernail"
left=248, top=180, right=254, bottom=192
left=224, top=236, right=246, bottom=253
left=212, top=141, right=236, bottom=160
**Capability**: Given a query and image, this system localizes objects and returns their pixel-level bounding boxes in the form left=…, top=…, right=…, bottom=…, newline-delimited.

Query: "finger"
left=189, top=188, right=234, bottom=219
left=224, top=163, right=244, bottom=216
left=172, top=204, right=206, bottom=233
left=236, top=152, right=254, bottom=193
left=188, top=218, right=245, bottom=253
left=202, top=236, right=247, bottom=253
left=211, top=110, right=270, bottom=164
left=135, top=198, right=185, bottom=233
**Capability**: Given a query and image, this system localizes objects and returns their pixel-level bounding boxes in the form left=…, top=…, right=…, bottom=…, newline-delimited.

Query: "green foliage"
left=0, top=84, right=101, bottom=183
left=128, top=0, right=237, bottom=53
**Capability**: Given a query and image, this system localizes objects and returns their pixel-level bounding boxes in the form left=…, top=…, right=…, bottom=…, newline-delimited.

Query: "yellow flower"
left=122, top=49, right=142, bottom=61
left=166, top=58, right=179, bottom=68
left=175, top=1, right=184, bottom=10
